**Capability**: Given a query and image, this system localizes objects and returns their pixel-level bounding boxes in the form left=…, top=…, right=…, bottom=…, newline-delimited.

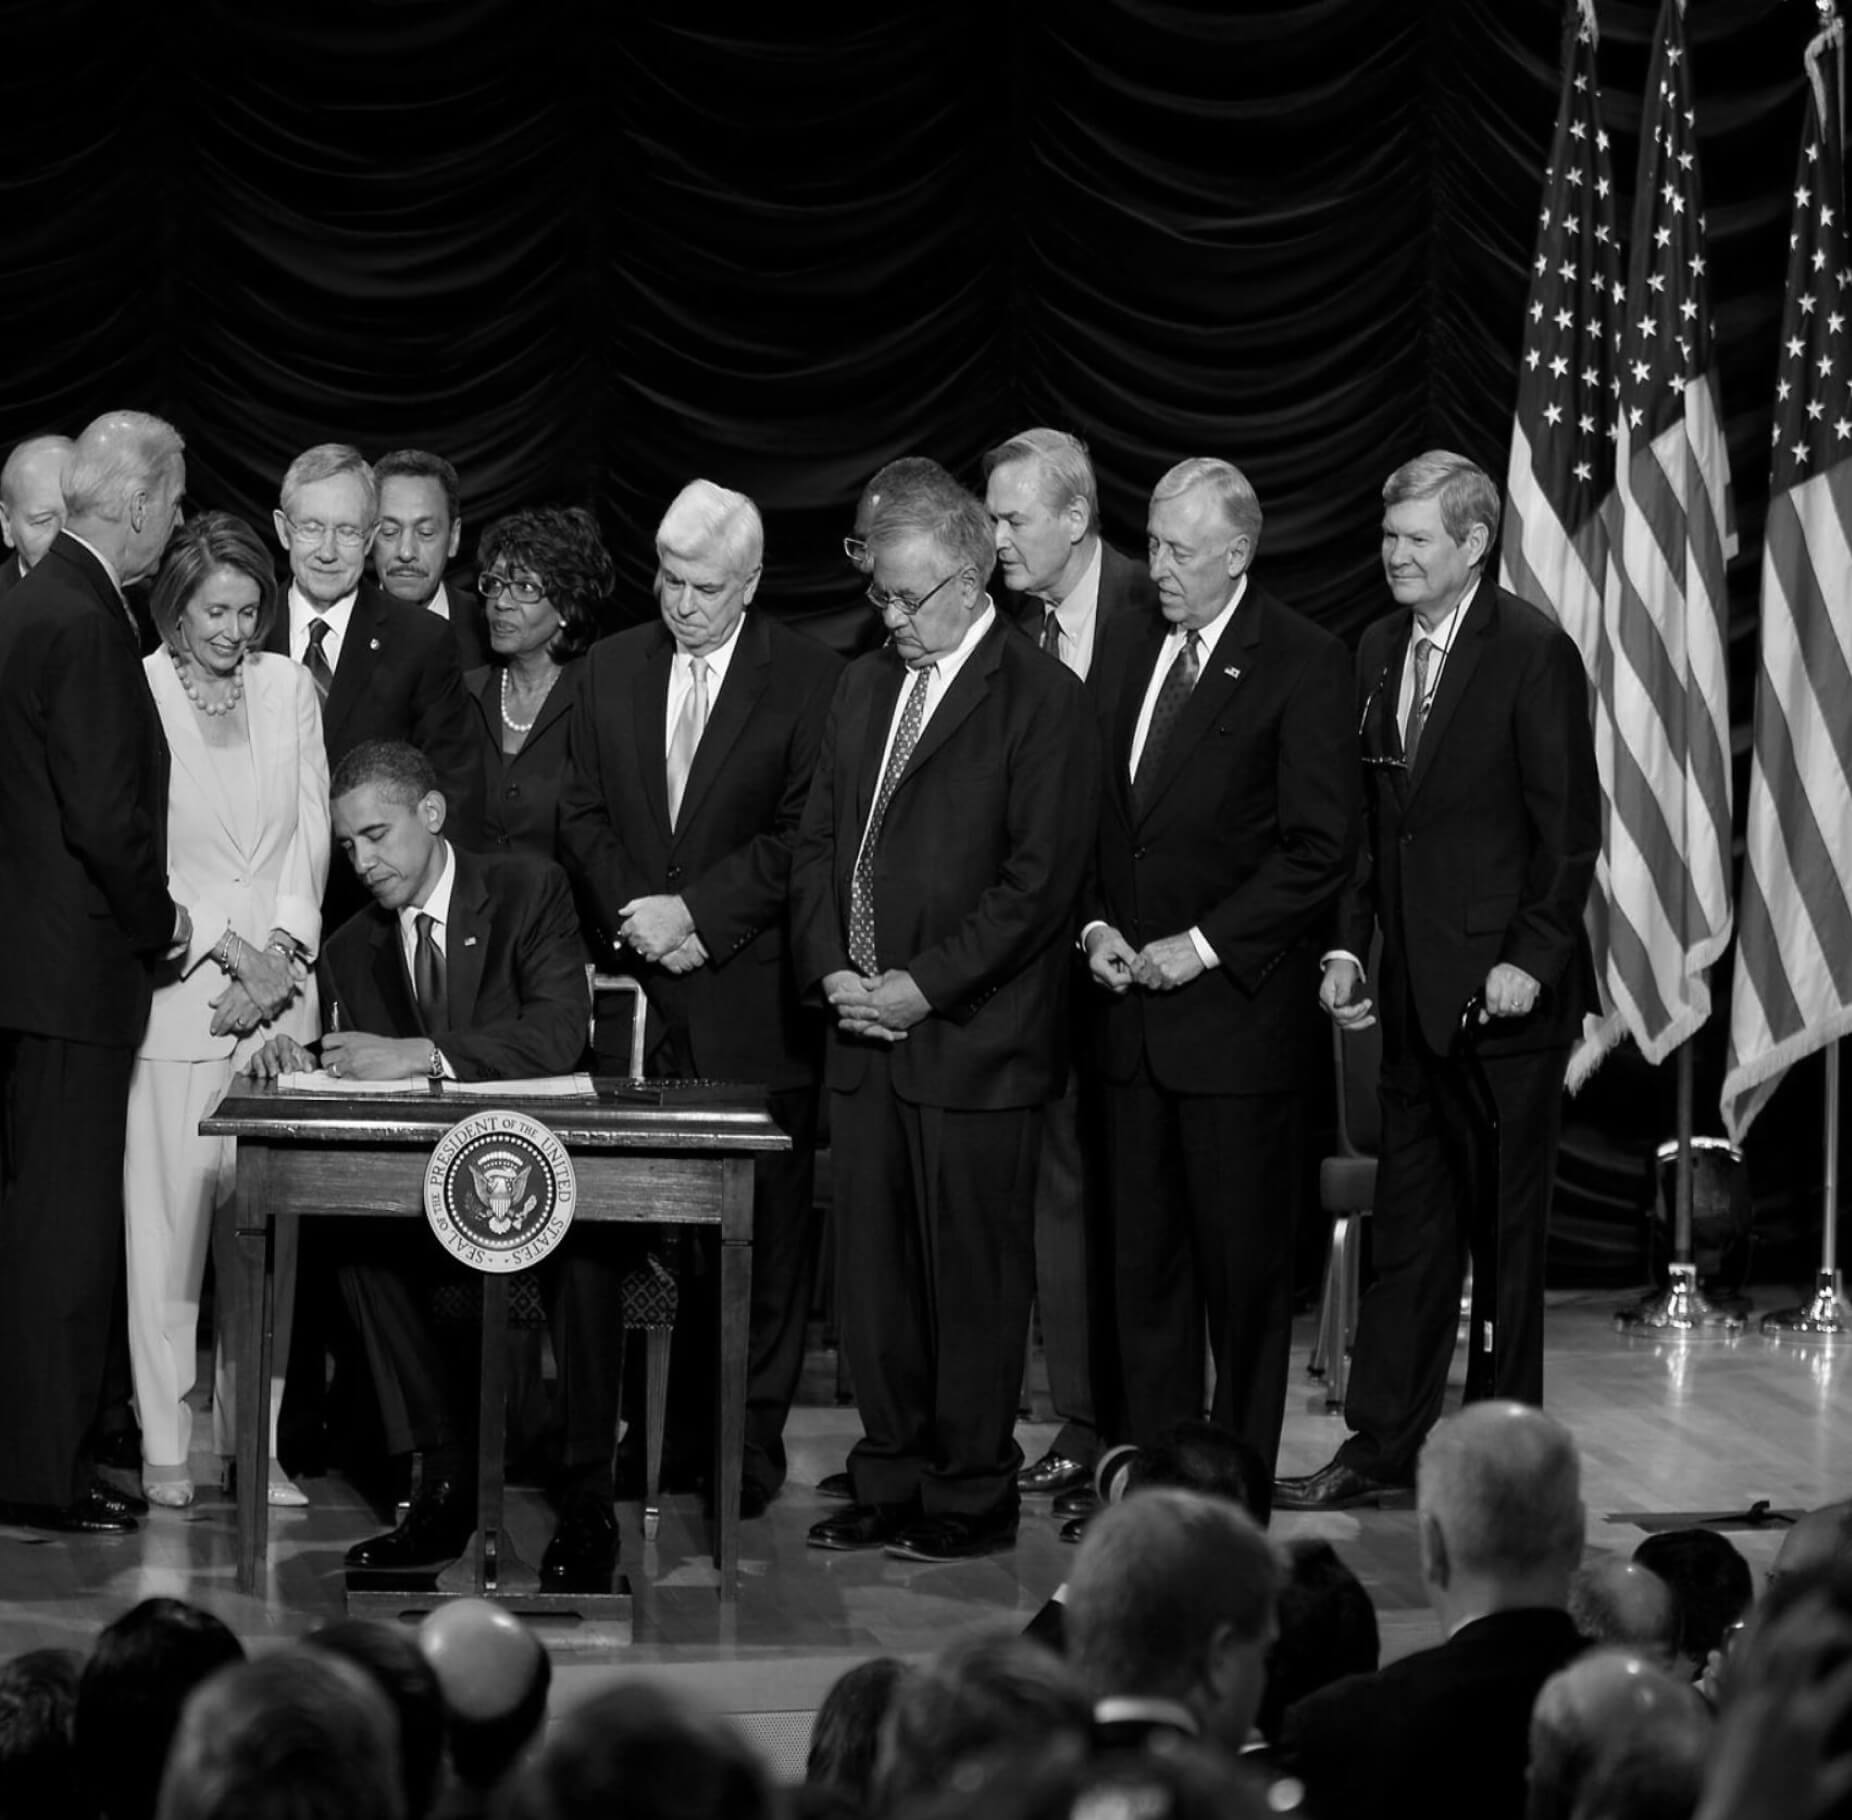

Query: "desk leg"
left=715, top=1158, right=753, bottom=1600
left=477, top=1274, right=509, bottom=1594
left=234, top=1145, right=275, bottom=1599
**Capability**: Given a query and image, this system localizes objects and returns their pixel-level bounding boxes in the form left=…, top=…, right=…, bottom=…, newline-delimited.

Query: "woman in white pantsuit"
left=125, top=512, right=329, bottom=1508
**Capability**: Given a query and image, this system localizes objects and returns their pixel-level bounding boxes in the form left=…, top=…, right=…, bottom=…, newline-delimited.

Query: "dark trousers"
left=0, top=1033, right=135, bottom=1506
left=339, top=1225, right=624, bottom=1499
left=831, top=1057, right=1040, bottom=1517
left=1031, top=1068, right=1103, bottom=1462
left=1105, top=1068, right=1300, bottom=1476
left=1337, top=1036, right=1566, bottom=1482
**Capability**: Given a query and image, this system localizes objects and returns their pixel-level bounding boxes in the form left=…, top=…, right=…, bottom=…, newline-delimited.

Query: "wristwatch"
left=427, top=1044, right=444, bottom=1082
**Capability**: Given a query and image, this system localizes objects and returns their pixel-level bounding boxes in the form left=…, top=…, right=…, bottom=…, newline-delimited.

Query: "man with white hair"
left=0, top=434, right=75, bottom=598
left=982, top=428, right=1159, bottom=1510
left=1279, top=1402, right=1588, bottom=1820
left=0, top=411, right=189, bottom=1532
left=1082, top=456, right=1357, bottom=1491
left=561, top=479, right=843, bottom=1523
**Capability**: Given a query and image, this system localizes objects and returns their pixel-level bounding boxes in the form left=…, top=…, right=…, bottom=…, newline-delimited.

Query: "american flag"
left=1500, top=0, right=1622, bottom=682
left=1586, top=0, right=1737, bottom=1074
left=1722, top=13, right=1852, bottom=1142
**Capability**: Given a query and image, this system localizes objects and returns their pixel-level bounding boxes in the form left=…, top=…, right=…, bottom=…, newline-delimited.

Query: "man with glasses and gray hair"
left=792, top=459, right=1100, bottom=1563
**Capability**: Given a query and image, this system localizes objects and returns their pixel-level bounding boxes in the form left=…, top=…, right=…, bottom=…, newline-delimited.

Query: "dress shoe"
left=1016, top=1449, right=1091, bottom=1497
left=1059, top=1514, right=1090, bottom=1545
left=0, top=1490, right=137, bottom=1535
left=267, top=1463, right=310, bottom=1509
left=90, top=1480, right=148, bottom=1518
left=885, top=1506, right=1019, bottom=1563
left=807, top=1501, right=917, bottom=1551
left=1052, top=1485, right=1098, bottom=1520
left=1272, top=1459, right=1414, bottom=1512
left=738, top=1480, right=774, bottom=1520
left=345, top=1477, right=475, bottom=1571
left=143, top=1478, right=194, bottom=1511
left=542, top=1496, right=621, bottom=1589
left=93, top=1427, right=144, bottom=1473
left=816, top=1469, right=854, bottom=1502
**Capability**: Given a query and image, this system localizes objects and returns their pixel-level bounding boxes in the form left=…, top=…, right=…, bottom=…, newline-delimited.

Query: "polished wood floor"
left=3, top=1287, right=1846, bottom=1771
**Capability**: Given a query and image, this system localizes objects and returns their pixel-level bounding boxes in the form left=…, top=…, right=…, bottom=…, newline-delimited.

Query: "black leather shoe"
left=542, top=1496, right=621, bottom=1589
left=816, top=1470, right=854, bottom=1502
left=345, top=1477, right=475, bottom=1571
left=1052, top=1485, right=1099, bottom=1520
left=0, top=1490, right=137, bottom=1535
left=89, top=1480, right=147, bottom=1518
left=93, top=1428, right=144, bottom=1473
left=886, top=1506, right=1019, bottom=1563
left=1272, top=1460, right=1414, bottom=1511
left=807, top=1501, right=916, bottom=1551
left=739, top=1480, right=774, bottom=1521
left=1017, top=1450, right=1091, bottom=1496
left=1059, top=1514, right=1089, bottom=1545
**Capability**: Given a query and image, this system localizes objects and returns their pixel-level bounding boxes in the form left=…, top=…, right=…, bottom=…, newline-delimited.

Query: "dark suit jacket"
left=559, top=613, right=843, bottom=1089
left=0, top=534, right=176, bottom=1045
left=790, top=611, right=1100, bottom=1111
left=1342, top=582, right=1600, bottom=1059
left=320, top=846, right=588, bottom=1082
left=1086, top=584, right=1359, bottom=1094
left=265, top=581, right=483, bottom=843
left=1002, top=540, right=1159, bottom=695
left=1279, top=1607, right=1584, bottom=1820
left=442, top=577, right=489, bottom=672
left=467, top=658, right=580, bottom=863
left=0, top=556, right=24, bottom=601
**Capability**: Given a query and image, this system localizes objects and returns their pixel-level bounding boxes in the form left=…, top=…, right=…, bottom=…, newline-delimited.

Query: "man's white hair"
left=656, top=478, right=763, bottom=575
left=61, top=413, right=184, bottom=523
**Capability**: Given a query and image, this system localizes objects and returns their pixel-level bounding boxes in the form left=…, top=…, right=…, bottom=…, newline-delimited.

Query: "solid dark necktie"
left=1039, top=606, right=1063, bottom=659
left=413, top=911, right=448, bottom=1034
left=848, top=665, right=933, bottom=975
left=1405, top=635, right=1435, bottom=766
left=1131, top=630, right=1200, bottom=815
left=305, top=617, right=334, bottom=704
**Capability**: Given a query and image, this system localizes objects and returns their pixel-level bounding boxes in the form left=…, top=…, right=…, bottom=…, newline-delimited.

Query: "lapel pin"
left=1223, top=664, right=1242, bottom=681
left=369, top=637, right=380, bottom=651
left=463, top=935, right=478, bottom=948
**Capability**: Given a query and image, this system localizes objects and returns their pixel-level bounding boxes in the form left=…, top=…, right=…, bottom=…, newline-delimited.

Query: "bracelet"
left=214, top=929, right=241, bottom=972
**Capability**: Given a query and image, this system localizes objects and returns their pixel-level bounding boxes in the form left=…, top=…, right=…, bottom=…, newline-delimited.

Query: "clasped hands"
left=617, top=895, right=708, bottom=975
left=1085, top=927, right=1205, bottom=994
left=1318, top=956, right=1540, bottom=1032
left=208, top=929, right=308, bottom=1038
left=822, top=969, right=930, bottom=1043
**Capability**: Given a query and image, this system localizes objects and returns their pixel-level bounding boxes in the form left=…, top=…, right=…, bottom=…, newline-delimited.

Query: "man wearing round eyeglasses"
left=267, top=444, right=482, bottom=896
left=791, top=462, right=1100, bottom=1564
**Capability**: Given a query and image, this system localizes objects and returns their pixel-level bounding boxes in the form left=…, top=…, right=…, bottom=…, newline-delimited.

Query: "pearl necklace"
left=172, top=648, right=245, bottom=718
left=501, top=665, right=558, bottom=734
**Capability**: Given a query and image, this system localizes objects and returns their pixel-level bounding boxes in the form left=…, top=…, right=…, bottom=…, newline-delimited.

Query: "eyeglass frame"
left=478, top=571, right=551, bottom=607
left=842, top=535, right=869, bottom=567
left=864, top=568, right=966, bottom=618
left=281, top=513, right=374, bottom=551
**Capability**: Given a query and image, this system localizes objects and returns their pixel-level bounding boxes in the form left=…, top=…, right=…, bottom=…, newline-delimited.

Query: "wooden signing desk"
left=201, top=1079, right=788, bottom=1604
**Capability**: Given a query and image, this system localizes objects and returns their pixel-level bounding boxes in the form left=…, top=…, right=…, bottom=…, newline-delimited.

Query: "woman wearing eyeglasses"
left=465, top=507, right=615, bottom=869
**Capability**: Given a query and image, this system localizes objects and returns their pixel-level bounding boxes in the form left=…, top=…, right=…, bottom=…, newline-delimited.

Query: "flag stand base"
left=1760, top=1269, right=1852, bottom=1339
left=1614, top=1261, right=1745, bottom=1335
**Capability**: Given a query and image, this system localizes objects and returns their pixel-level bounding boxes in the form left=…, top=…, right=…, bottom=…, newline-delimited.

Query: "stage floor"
left=3, top=1287, right=1845, bottom=1774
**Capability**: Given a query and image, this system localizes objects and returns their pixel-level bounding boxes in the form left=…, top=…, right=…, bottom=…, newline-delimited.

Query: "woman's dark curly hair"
left=476, top=506, right=615, bottom=663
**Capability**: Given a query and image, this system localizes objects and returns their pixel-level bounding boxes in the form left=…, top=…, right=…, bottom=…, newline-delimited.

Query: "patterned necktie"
left=666, top=655, right=710, bottom=829
left=1039, top=606, right=1063, bottom=659
left=305, top=617, right=334, bottom=705
left=1131, top=630, right=1200, bottom=815
left=1404, top=635, right=1435, bottom=766
left=848, top=665, right=933, bottom=975
left=412, top=911, right=448, bottom=1034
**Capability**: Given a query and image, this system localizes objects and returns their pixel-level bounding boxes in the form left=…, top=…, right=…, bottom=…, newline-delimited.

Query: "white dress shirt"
left=288, top=585, right=360, bottom=671
left=1038, top=538, right=1104, bottom=682
left=664, top=611, right=747, bottom=756
left=397, top=840, right=457, bottom=1074
left=1396, top=578, right=1476, bottom=744
left=426, top=580, right=452, bottom=624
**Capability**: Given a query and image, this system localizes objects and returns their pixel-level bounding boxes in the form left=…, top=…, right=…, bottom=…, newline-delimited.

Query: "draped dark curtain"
left=0, top=0, right=1829, bottom=1183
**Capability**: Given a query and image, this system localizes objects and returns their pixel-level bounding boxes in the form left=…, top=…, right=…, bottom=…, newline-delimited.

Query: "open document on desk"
left=276, top=1072, right=598, bottom=1099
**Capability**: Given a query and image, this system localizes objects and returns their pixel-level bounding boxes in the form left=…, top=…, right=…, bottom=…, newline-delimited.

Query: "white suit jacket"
left=138, top=649, right=330, bottom=1063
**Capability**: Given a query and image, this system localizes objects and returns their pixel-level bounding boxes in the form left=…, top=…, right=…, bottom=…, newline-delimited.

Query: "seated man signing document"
left=252, top=739, right=619, bottom=1589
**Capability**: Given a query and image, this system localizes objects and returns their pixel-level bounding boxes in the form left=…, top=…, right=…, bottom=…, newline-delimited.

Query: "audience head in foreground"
left=0, top=1647, right=82, bottom=1820
left=155, top=1648, right=400, bottom=1820
left=1769, top=1498, right=1852, bottom=1591
left=805, top=1655, right=905, bottom=1811
left=1418, top=1401, right=1585, bottom=1631
left=307, top=1620, right=446, bottom=1820
left=1631, top=1526, right=1754, bottom=1683
left=75, top=1598, right=245, bottom=1820
left=1064, top=1487, right=1281, bottom=1753
left=417, top=1598, right=550, bottom=1796
left=0, top=435, right=74, bottom=575
left=895, top=1738, right=1271, bottom=1820
left=1571, top=1557, right=1682, bottom=1671
left=500, top=1679, right=770, bottom=1820
left=1255, top=1536, right=1381, bottom=1744
left=1526, top=1648, right=1709, bottom=1820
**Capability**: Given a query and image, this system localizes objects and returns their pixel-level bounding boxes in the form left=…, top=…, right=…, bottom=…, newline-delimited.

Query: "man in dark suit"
left=372, top=449, right=489, bottom=671
left=251, top=739, right=615, bottom=1585
left=1277, top=1402, right=1587, bottom=1820
left=983, top=427, right=1159, bottom=1506
left=1276, top=451, right=1600, bottom=1512
left=1084, top=458, right=1357, bottom=1487
left=0, top=411, right=189, bottom=1533
left=559, top=478, right=843, bottom=1518
left=266, top=443, right=481, bottom=863
left=0, top=434, right=73, bottom=600
left=791, top=463, right=1099, bottom=1563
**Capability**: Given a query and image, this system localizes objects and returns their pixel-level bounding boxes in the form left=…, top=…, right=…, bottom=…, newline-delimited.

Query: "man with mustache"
left=371, top=448, right=489, bottom=670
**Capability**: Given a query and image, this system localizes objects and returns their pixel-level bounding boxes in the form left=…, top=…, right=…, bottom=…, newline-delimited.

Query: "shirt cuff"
left=1188, top=926, right=1219, bottom=970
left=1079, top=919, right=1108, bottom=955
left=1320, top=950, right=1363, bottom=972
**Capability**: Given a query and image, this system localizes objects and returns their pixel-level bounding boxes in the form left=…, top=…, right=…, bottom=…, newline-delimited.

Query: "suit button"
left=1133, top=847, right=1147, bottom=860
left=667, top=866, right=684, bottom=883
left=505, top=785, right=521, bottom=798
left=1401, top=833, right=1413, bottom=845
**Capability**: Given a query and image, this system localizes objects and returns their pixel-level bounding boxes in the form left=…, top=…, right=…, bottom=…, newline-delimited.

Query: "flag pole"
left=1761, top=1041, right=1851, bottom=1335
left=1617, top=1041, right=1744, bottom=1332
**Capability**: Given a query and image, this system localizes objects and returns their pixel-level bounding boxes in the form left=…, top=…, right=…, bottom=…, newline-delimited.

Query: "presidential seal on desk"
left=425, top=1109, right=577, bottom=1273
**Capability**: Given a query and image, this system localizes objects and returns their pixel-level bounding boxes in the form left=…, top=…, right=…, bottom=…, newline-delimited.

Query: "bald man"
left=1527, top=1650, right=1709, bottom=1820
left=1279, top=1403, right=1587, bottom=1820
left=560, top=479, right=843, bottom=1519
left=0, top=435, right=74, bottom=598
left=1569, top=1558, right=1681, bottom=1670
